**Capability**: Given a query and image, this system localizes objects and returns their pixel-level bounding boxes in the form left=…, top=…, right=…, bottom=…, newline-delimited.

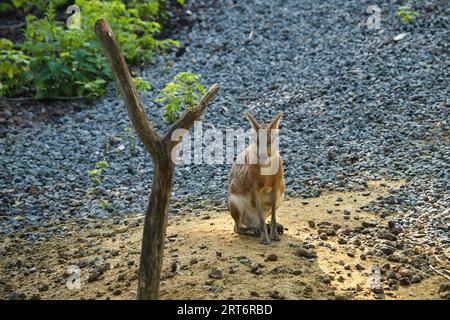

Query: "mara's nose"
left=259, top=155, right=270, bottom=164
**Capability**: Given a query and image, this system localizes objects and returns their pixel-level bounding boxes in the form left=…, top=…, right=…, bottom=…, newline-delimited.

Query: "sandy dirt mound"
left=1, top=180, right=448, bottom=300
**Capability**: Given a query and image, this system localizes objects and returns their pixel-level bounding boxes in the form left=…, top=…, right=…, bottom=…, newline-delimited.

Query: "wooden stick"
left=94, top=18, right=162, bottom=158
left=94, top=18, right=219, bottom=300
left=429, top=265, right=450, bottom=281
left=164, top=83, right=219, bottom=146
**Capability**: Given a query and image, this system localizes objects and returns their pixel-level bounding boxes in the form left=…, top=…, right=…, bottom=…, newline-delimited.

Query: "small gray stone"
left=208, top=268, right=223, bottom=279
left=296, top=248, right=317, bottom=259
left=37, top=283, right=49, bottom=292
left=266, top=254, right=278, bottom=262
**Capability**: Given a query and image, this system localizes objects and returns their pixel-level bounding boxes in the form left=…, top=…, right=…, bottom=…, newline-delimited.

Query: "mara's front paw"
left=270, top=230, right=281, bottom=241
left=260, top=235, right=270, bottom=245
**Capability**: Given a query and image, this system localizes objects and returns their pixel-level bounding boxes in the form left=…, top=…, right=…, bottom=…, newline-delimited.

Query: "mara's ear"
left=245, top=112, right=260, bottom=130
left=269, top=112, right=283, bottom=130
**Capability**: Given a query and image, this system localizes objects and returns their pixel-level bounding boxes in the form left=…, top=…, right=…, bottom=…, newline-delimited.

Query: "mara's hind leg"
left=238, top=226, right=282, bottom=237
left=237, top=226, right=259, bottom=237
left=255, top=197, right=270, bottom=245
left=230, top=202, right=259, bottom=237
left=230, top=201, right=242, bottom=233
left=269, top=189, right=281, bottom=241
left=266, top=223, right=284, bottom=235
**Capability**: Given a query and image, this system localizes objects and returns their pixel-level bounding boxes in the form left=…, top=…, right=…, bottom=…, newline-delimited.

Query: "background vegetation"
left=0, top=0, right=184, bottom=99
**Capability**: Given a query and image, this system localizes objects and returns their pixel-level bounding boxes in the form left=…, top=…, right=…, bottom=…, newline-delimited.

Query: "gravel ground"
left=0, top=0, right=449, bottom=249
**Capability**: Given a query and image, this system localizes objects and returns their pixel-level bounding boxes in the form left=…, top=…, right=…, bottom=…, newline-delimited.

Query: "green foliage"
left=395, top=5, right=419, bottom=23
left=88, top=160, right=109, bottom=185
left=155, top=72, right=206, bottom=124
left=95, top=160, right=109, bottom=169
left=88, top=169, right=101, bottom=176
left=200, top=199, right=211, bottom=206
left=350, top=91, right=357, bottom=108
left=122, top=126, right=138, bottom=154
left=86, top=187, right=97, bottom=195
left=77, top=0, right=179, bottom=64
left=88, top=168, right=102, bottom=185
left=0, top=0, right=179, bottom=99
left=0, top=39, right=31, bottom=96
left=0, top=0, right=68, bottom=13
left=22, top=6, right=111, bottom=99
left=0, top=2, right=14, bottom=11
left=128, top=0, right=164, bottom=20
left=99, top=198, right=110, bottom=208
left=127, top=0, right=184, bottom=21
left=133, top=77, right=151, bottom=92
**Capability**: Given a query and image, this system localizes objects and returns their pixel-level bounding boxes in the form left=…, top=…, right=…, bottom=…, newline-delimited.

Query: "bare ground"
left=0, top=180, right=448, bottom=300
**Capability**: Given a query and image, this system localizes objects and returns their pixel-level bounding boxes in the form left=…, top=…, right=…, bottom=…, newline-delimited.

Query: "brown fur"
left=227, top=112, right=285, bottom=244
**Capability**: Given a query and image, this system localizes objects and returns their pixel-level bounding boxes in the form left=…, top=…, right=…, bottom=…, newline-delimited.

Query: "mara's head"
left=245, top=112, right=282, bottom=162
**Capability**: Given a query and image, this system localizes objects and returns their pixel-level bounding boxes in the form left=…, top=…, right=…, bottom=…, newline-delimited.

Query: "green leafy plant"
left=1, top=0, right=177, bottom=99
left=200, top=199, right=211, bottom=206
left=99, top=198, right=110, bottom=208
left=78, top=0, right=179, bottom=63
left=0, top=39, right=31, bottom=96
left=128, top=0, right=164, bottom=20
left=0, top=0, right=68, bottom=13
left=350, top=91, right=357, bottom=108
left=0, top=2, right=14, bottom=11
left=103, top=140, right=110, bottom=154
left=88, top=169, right=102, bottom=185
left=133, top=77, right=151, bottom=92
left=395, top=5, right=419, bottom=23
left=95, top=160, right=109, bottom=169
left=22, top=5, right=112, bottom=99
left=155, top=72, right=206, bottom=124
left=88, top=160, right=109, bottom=186
left=123, top=126, right=138, bottom=153
left=128, top=0, right=185, bottom=21
left=86, top=187, right=97, bottom=195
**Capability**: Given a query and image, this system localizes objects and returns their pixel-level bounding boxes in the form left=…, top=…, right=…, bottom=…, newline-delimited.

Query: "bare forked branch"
left=95, top=18, right=219, bottom=156
left=164, top=83, right=220, bottom=146
left=93, top=18, right=220, bottom=300
left=94, top=18, right=162, bottom=157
